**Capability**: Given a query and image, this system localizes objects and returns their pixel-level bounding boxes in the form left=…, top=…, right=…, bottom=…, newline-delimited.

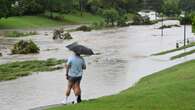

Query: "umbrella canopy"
left=66, top=42, right=94, bottom=55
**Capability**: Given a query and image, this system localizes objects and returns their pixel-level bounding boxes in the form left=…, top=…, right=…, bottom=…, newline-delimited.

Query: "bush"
left=132, top=14, right=144, bottom=25
left=117, top=15, right=129, bottom=27
left=0, top=53, right=2, bottom=56
left=193, top=17, right=195, bottom=33
left=5, top=31, right=37, bottom=37
left=179, top=15, right=192, bottom=25
left=91, top=21, right=105, bottom=29
left=102, top=8, right=119, bottom=26
left=76, top=25, right=92, bottom=32
left=53, top=28, right=64, bottom=39
left=158, top=24, right=180, bottom=29
left=61, top=32, right=73, bottom=40
left=179, top=13, right=195, bottom=25
left=12, top=40, right=40, bottom=54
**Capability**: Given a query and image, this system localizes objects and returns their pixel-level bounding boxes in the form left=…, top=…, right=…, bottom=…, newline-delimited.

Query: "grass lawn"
left=152, top=42, right=195, bottom=56
left=0, top=12, right=104, bottom=29
left=0, top=16, right=66, bottom=29
left=48, top=60, right=195, bottom=110
left=0, top=58, right=64, bottom=81
left=63, top=12, right=104, bottom=24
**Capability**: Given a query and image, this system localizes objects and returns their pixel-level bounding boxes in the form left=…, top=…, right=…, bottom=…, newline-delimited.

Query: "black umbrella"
left=66, top=42, right=94, bottom=55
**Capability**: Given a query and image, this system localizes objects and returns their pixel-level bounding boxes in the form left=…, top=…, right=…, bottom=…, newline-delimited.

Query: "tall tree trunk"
left=79, top=0, right=83, bottom=16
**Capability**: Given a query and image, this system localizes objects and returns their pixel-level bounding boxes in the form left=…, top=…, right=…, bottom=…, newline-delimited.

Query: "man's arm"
left=82, top=59, right=86, bottom=70
left=65, top=63, right=71, bottom=79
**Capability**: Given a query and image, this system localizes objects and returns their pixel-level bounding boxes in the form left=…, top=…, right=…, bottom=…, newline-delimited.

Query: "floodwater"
left=0, top=20, right=195, bottom=110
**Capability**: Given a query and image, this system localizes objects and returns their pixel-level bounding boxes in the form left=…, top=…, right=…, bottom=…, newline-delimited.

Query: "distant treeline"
left=1, top=0, right=195, bottom=18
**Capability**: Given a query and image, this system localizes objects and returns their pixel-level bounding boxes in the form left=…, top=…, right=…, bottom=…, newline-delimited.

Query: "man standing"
left=62, top=52, right=86, bottom=104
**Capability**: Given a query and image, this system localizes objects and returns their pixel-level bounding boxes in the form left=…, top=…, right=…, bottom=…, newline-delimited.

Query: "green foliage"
left=162, top=0, right=181, bottom=16
left=5, top=31, right=37, bottom=37
left=192, top=16, right=195, bottom=33
left=48, top=60, right=195, bottom=110
left=0, top=58, right=64, bottom=81
left=76, top=25, right=92, bottom=32
left=91, top=21, right=105, bottom=29
left=0, top=0, right=12, bottom=18
left=179, top=13, right=195, bottom=25
left=12, top=40, right=40, bottom=54
left=102, top=8, right=119, bottom=26
left=0, top=53, right=2, bottom=56
left=179, top=0, right=195, bottom=12
left=144, top=0, right=164, bottom=13
left=117, top=15, right=129, bottom=27
left=15, top=0, right=44, bottom=15
left=62, top=32, right=73, bottom=40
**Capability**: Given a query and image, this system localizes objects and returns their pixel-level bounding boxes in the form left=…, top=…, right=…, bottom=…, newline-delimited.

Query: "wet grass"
left=0, top=58, right=65, bottom=81
left=171, top=49, right=195, bottom=60
left=152, top=42, right=195, bottom=56
left=48, top=60, right=195, bottom=110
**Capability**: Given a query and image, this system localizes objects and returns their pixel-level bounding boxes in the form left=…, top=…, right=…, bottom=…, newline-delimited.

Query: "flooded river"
left=0, top=20, right=195, bottom=110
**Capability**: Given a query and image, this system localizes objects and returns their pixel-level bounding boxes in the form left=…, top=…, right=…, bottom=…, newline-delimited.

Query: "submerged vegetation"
left=171, top=49, right=195, bottom=60
left=0, top=58, right=64, bottom=81
left=48, top=60, right=195, bottom=110
left=76, top=25, right=92, bottom=32
left=152, top=42, right=195, bottom=56
left=158, top=24, right=180, bottom=29
left=12, top=40, right=40, bottom=54
left=4, top=31, right=37, bottom=37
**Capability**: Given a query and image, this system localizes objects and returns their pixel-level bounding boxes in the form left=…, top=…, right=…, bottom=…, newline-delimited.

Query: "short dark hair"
left=75, top=52, right=80, bottom=56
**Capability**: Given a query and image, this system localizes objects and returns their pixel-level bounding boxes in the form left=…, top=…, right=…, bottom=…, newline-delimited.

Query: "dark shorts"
left=68, top=76, right=82, bottom=83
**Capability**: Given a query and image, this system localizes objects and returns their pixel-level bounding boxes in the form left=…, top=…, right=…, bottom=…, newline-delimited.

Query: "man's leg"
left=74, top=81, right=82, bottom=103
left=63, top=80, right=74, bottom=104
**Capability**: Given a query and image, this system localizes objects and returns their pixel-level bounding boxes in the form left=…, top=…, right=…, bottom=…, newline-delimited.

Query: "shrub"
left=193, top=17, right=195, bottom=33
left=76, top=25, right=92, bottom=32
left=91, top=21, right=105, bottom=29
left=12, top=40, right=40, bottom=54
left=0, top=53, right=2, bottom=56
left=117, top=15, right=129, bottom=27
left=132, top=14, right=144, bottom=25
left=102, top=8, right=119, bottom=26
left=179, top=13, right=195, bottom=25
left=61, top=32, right=73, bottom=40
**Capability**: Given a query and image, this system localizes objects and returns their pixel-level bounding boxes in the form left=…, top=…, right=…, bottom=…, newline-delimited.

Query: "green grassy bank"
left=0, top=12, right=136, bottom=29
left=0, top=59, right=64, bottom=81
left=0, top=12, right=104, bottom=29
left=0, top=16, right=66, bottom=29
left=48, top=60, right=195, bottom=110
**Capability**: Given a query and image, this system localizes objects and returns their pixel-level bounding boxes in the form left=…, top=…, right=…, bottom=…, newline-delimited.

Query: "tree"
left=102, top=8, right=119, bottom=26
left=144, top=0, right=164, bottom=12
left=162, top=0, right=181, bottom=16
left=179, top=0, right=195, bottom=12
left=0, top=0, right=12, bottom=18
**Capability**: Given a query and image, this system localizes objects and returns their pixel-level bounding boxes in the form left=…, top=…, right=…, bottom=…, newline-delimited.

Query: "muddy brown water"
left=0, top=20, right=195, bottom=110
